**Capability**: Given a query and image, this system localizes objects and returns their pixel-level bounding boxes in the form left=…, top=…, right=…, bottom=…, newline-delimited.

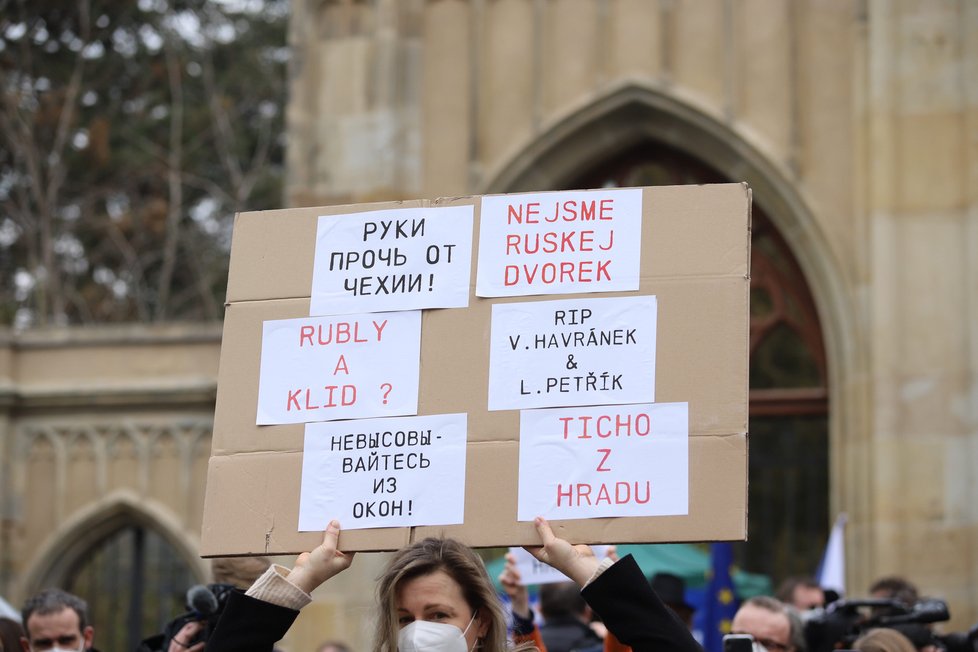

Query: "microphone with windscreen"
left=160, top=583, right=236, bottom=650
left=186, top=584, right=220, bottom=617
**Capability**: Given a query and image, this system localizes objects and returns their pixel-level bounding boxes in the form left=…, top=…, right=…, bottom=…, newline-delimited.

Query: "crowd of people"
left=0, top=524, right=963, bottom=652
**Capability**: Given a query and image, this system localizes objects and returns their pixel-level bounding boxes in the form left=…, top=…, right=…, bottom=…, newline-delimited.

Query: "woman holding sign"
left=206, top=517, right=700, bottom=652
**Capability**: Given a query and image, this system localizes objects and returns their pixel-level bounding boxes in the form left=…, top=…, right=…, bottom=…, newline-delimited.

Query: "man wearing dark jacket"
left=539, top=581, right=604, bottom=652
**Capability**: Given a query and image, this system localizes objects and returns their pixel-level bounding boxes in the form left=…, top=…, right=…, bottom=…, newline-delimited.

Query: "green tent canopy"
left=484, top=543, right=771, bottom=598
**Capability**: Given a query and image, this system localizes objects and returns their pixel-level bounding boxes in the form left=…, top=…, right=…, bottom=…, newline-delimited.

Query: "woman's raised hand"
left=523, top=516, right=600, bottom=587
left=286, top=520, right=356, bottom=594
left=498, top=552, right=532, bottom=619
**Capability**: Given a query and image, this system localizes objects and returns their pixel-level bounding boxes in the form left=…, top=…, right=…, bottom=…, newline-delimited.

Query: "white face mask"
left=397, top=612, right=477, bottom=652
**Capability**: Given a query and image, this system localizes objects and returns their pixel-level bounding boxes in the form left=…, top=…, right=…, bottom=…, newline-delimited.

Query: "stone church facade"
left=1, top=1, right=975, bottom=650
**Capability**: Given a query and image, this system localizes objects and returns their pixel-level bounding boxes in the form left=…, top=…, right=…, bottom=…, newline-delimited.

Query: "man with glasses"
left=731, top=595, right=806, bottom=652
left=19, top=589, right=96, bottom=652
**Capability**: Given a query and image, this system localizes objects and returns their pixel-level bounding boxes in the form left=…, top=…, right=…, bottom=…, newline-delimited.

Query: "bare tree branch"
left=155, top=37, right=185, bottom=321
left=179, top=171, right=236, bottom=207
left=103, top=220, right=150, bottom=323
left=201, top=50, right=244, bottom=190
left=179, top=228, right=220, bottom=320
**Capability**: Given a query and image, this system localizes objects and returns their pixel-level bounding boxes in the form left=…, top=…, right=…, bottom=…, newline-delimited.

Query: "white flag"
left=0, top=595, right=19, bottom=622
left=817, top=513, right=847, bottom=596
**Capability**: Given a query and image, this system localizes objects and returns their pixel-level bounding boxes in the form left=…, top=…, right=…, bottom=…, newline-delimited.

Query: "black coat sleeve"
left=581, top=554, right=704, bottom=652
left=206, top=590, right=300, bottom=652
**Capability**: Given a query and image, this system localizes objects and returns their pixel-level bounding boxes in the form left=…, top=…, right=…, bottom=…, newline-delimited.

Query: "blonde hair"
left=374, top=538, right=509, bottom=652
left=854, top=628, right=918, bottom=652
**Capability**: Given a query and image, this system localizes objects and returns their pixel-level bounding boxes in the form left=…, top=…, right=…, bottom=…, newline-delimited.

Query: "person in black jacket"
left=538, top=581, right=603, bottom=652
left=206, top=517, right=702, bottom=652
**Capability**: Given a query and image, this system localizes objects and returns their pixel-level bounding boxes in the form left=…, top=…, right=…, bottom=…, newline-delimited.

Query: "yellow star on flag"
left=720, top=619, right=733, bottom=634
left=719, top=588, right=735, bottom=604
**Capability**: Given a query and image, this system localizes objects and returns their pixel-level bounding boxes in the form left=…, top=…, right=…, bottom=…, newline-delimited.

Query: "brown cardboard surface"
left=201, top=183, right=750, bottom=556
left=224, top=186, right=747, bottom=302
left=202, top=436, right=746, bottom=553
left=225, top=199, right=428, bottom=303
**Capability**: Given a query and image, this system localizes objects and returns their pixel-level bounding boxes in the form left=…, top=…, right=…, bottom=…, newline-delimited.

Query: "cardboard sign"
left=517, top=403, right=689, bottom=521
left=488, top=296, right=657, bottom=410
left=477, top=188, right=643, bottom=297
left=311, top=205, right=474, bottom=316
left=299, top=414, right=467, bottom=531
left=507, top=545, right=610, bottom=585
left=201, top=184, right=750, bottom=556
left=256, top=311, right=421, bottom=424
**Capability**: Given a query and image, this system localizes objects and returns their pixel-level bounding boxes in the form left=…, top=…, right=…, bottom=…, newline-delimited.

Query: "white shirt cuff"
left=244, top=564, right=313, bottom=610
left=583, top=556, right=616, bottom=587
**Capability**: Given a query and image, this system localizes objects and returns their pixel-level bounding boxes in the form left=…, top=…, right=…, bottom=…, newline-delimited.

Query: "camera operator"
left=136, top=584, right=235, bottom=652
left=801, top=587, right=978, bottom=652
left=137, top=557, right=271, bottom=652
left=776, top=578, right=825, bottom=612
left=869, top=577, right=920, bottom=621
left=870, top=578, right=919, bottom=606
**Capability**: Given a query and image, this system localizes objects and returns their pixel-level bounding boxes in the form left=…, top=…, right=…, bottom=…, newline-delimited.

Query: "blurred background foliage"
left=0, top=0, right=289, bottom=327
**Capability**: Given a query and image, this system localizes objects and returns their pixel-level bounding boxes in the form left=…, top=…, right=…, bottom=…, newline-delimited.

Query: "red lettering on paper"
left=506, top=198, right=615, bottom=225
left=560, top=412, right=652, bottom=439
left=555, top=481, right=651, bottom=507
left=285, top=385, right=358, bottom=410
left=373, top=319, right=388, bottom=340
left=296, top=320, right=390, bottom=347
left=502, top=260, right=613, bottom=287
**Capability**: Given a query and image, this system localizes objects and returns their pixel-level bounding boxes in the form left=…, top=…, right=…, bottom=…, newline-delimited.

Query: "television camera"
left=803, top=597, right=977, bottom=652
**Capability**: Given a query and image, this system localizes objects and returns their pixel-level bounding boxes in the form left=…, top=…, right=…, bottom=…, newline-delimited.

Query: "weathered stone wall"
left=286, top=0, right=978, bottom=630
left=0, top=326, right=388, bottom=651
left=0, top=326, right=221, bottom=598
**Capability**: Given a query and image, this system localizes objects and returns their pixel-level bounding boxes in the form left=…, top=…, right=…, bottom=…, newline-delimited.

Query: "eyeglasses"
left=730, top=632, right=792, bottom=652
left=755, top=637, right=792, bottom=652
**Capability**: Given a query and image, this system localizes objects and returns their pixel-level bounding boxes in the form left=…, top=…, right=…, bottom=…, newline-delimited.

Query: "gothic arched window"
left=65, top=524, right=198, bottom=652
left=571, top=141, right=829, bottom=583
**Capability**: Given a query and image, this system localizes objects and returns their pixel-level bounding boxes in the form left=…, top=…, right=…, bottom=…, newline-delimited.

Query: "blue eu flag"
left=701, top=543, right=739, bottom=652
